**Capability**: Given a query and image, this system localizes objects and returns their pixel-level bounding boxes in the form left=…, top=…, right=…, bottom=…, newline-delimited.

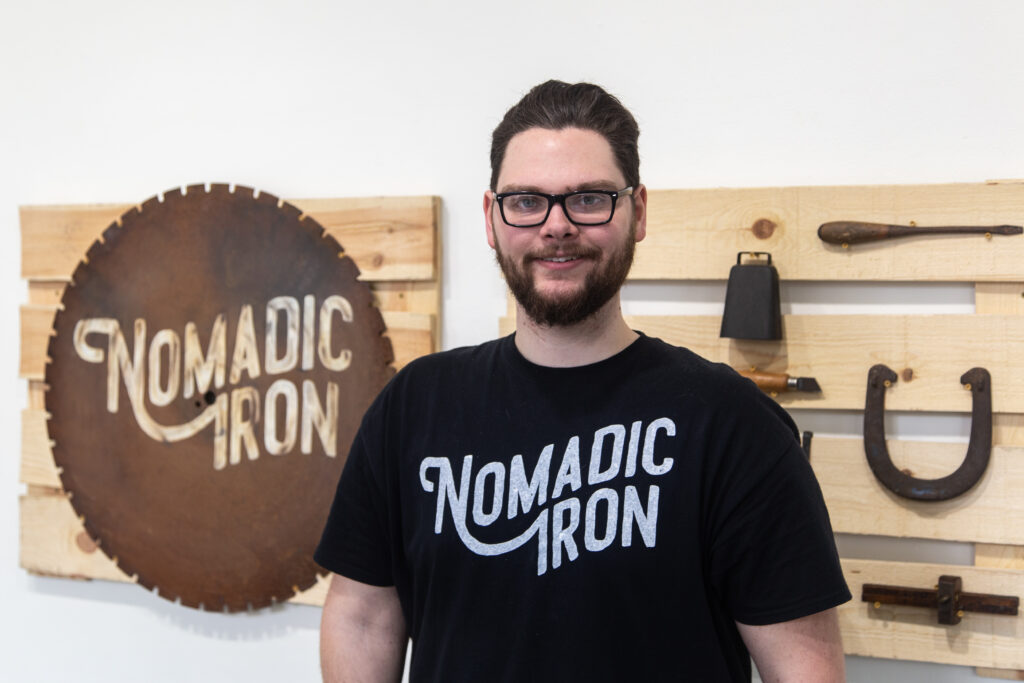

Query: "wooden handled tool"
left=738, top=369, right=820, bottom=394
left=818, top=221, right=1022, bottom=246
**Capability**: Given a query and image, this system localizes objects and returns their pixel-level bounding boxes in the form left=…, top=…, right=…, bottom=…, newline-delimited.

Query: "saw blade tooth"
left=278, top=201, right=301, bottom=221
left=233, top=184, right=254, bottom=200
left=321, top=231, right=342, bottom=254
left=185, top=182, right=205, bottom=196
left=210, top=182, right=230, bottom=198
left=140, top=195, right=161, bottom=213
left=163, top=186, right=184, bottom=202
left=253, top=187, right=281, bottom=207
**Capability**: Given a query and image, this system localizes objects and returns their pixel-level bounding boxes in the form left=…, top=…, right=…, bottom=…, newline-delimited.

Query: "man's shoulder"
left=398, top=336, right=506, bottom=375
left=635, top=332, right=786, bottom=415
left=377, top=336, right=508, bottom=397
left=635, top=333, right=746, bottom=384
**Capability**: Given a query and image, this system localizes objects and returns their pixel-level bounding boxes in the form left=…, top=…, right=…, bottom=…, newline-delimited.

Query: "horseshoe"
left=863, top=364, right=992, bottom=501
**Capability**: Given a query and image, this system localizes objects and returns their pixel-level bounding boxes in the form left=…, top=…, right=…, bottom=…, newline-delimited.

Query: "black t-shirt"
left=316, top=333, right=850, bottom=682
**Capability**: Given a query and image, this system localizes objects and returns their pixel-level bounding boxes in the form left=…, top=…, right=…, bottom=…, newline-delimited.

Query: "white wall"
left=2, top=1, right=1022, bottom=680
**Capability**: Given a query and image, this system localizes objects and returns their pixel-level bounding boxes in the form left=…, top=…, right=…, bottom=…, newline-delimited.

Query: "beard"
left=494, top=222, right=637, bottom=328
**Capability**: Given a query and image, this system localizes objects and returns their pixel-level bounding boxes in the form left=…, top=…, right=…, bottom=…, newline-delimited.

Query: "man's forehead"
left=496, top=127, right=624, bottom=192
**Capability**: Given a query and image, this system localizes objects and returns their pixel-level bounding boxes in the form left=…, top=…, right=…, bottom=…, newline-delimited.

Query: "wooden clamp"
left=862, top=575, right=1020, bottom=625
left=863, top=365, right=992, bottom=500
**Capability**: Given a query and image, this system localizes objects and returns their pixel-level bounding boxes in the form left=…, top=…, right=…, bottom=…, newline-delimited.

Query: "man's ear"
left=483, top=190, right=497, bottom=249
left=633, top=184, right=648, bottom=243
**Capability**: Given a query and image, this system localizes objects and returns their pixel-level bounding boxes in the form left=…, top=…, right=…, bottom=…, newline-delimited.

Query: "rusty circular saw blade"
left=45, top=183, right=395, bottom=611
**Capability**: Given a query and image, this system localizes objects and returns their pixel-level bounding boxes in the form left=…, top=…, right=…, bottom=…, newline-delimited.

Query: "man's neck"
left=512, top=295, right=638, bottom=368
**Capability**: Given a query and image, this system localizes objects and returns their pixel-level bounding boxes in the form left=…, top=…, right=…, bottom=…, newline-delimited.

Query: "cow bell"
left=720, top=251, right=782, bottom=340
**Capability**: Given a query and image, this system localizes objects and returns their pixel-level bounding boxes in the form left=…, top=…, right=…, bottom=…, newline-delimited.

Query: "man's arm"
left=736, top=607, right=845, bottom=683
left=320, top=573, right=407, bottom=683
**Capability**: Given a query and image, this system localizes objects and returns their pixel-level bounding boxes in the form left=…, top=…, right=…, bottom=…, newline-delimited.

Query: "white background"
left=2, top=1, right=1022, bottom=680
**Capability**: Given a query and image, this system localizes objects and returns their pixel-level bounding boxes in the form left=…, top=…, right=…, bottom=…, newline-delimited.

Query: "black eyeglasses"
left=493, top=187, right=633, bottom=228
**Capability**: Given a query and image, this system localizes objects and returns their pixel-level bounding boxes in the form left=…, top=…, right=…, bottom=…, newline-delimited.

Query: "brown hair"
left=489, top=80, right=640, bottom=191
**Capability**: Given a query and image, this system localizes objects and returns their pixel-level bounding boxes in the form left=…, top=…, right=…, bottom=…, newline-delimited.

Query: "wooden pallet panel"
left=637, top=182, right=1024, bottom=282
left=840, top=559, right=1023, bottom=670
left=813, top=437, right=1024, bottom=545
left=19, top=194, right=441, bottom=599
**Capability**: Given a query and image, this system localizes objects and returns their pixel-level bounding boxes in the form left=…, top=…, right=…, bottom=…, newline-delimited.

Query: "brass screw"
left=873, top=601, right=881, bottom=609
left=964, top=383, right=972, bottom=391
left=957, top=610, right=964, bottom=618
left=842, top=242, right=850, bottom=249
left=883, top=380, right=892, bottom=388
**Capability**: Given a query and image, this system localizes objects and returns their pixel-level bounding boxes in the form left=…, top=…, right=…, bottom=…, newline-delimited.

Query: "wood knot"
left=75, top=531, right=98, bottom=553
left=372, top=253, right=385, bottom=268
left=901, top=368, right=914, bottom=382
left=751, top=218, right=777, bottom=239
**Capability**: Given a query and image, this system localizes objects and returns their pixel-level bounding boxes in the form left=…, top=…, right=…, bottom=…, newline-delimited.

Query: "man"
left=316, top=80, right=851, bottom=682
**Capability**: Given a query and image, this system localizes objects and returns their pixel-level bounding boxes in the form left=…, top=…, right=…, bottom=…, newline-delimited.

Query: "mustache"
left=523, top=246, right=602, bottom=263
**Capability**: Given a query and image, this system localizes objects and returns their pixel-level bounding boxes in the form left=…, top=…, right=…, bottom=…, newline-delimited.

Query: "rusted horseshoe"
left=863, top=365, right=992, bottom=501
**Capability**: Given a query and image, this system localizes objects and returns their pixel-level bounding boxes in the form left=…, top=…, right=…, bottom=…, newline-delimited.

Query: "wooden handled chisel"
left=738, top=369, right=821, bottom=395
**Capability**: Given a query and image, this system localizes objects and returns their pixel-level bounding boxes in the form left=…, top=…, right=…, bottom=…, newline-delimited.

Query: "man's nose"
left=539, top=201, right=579, bottom=239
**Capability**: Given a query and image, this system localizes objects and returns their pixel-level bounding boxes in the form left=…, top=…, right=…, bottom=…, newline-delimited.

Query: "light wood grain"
left=21, top=195, right=438, bottom=283
left=20, top=491, right=129, bottom=582
left=629, top=313, right=1024, bottom=412
left=637, top=183, right=1024, bottom=282
left=814, top=437, right=1024, bottom=545
left=840, top=559, right=1023, bottom=669
left=21, top=410, right=59, bottom=489
left=975, top=282, right=1024, bottom=679
left=20, top=305, right=54, bottom=379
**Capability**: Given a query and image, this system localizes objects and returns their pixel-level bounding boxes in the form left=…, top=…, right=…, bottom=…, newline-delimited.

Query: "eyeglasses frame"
left=493, top=186, right=634, bottom=228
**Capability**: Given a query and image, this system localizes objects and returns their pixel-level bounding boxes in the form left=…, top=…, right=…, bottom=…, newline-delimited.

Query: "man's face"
left=484, top=127, right=647, bottom=327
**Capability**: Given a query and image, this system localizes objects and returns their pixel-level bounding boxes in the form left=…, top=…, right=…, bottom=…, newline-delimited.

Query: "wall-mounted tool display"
left=720, top=252, right=782, bottom=340
left=862, top=574, right=1019, bottom=626
left=738, top=369, right=821, bottom=396
left=818, top=221, right=1022, bottom=247
left=863, top=364, right=992, bottom=501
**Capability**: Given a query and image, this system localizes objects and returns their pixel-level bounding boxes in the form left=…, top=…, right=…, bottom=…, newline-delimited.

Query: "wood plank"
left=20, top=194, right=439, bottom=283
left=636, top=182, right=1024, bottom=282
left=21, top=410, right=60, bottom=489
left=28, top=380, right=46, bottom=410
left=28, top=280, right=66, bottom=306
left=840, top=558, right=1024, bottom=669
left=975, top=283, right=1024, bottom=679
left=977, top=283, right=1024, bottom=316
left=626, top=313, right=1024, bottom=412
left=291, top=196, right=438, bottom=282
left=20, top=491, right=128, bottom=582
left=19, top=305, right=54, bottom=379
left=20, top=491, right=328, bottom=606
left=21, top=304, right=434, bottom=380
left=814, top=437, right=1024, bottom=545
left=380, top=311, right=434, bottom=369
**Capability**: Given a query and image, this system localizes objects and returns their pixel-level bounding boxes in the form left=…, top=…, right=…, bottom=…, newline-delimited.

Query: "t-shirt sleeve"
left=705, top=404, right=851, bottom=625
left=314, top=416, right=395, bottom=587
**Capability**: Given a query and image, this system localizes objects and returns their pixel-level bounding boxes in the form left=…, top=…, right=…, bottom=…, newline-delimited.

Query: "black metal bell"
left=720, top=251, right=782, bottom=340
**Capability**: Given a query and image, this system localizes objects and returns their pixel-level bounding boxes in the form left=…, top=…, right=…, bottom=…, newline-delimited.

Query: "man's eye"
left=509, top=195, right=544, bottom=211
left=570, top=193, right=610, bottom=210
